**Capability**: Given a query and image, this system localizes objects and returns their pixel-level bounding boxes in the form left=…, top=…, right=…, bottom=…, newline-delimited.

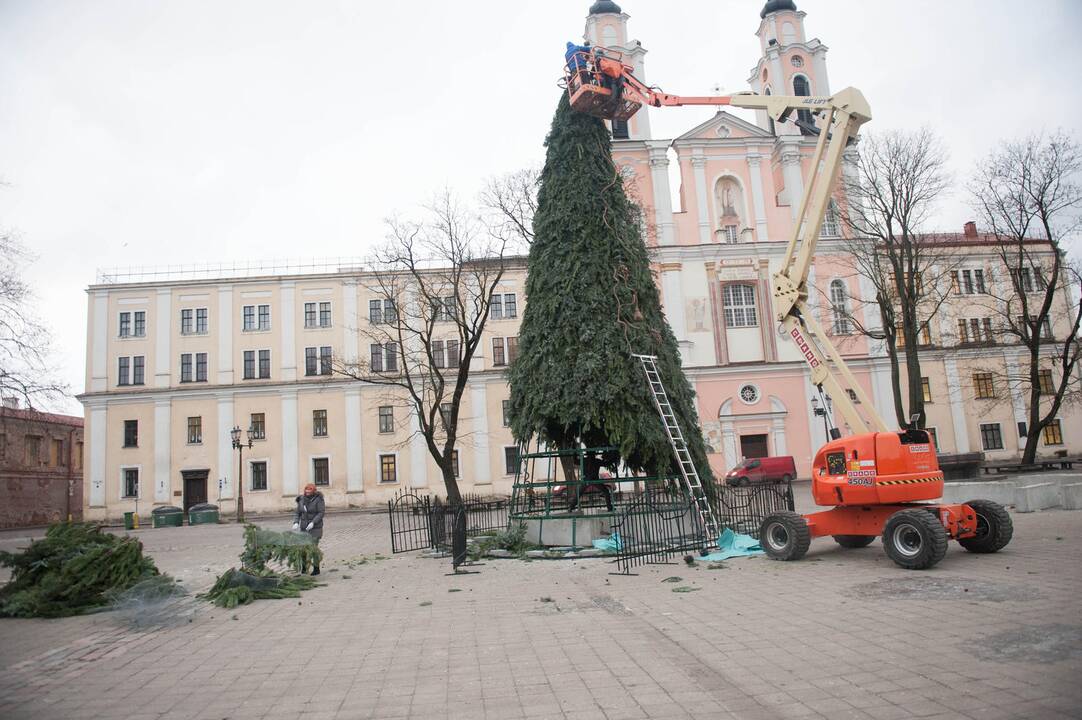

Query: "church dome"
left=589, top=1, right=622, bottom=15
left=760, top=0, right=797, bottom=18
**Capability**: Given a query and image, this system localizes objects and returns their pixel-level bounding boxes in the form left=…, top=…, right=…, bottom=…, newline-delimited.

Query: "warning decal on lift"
left=909, top=444, right=931, bottom=453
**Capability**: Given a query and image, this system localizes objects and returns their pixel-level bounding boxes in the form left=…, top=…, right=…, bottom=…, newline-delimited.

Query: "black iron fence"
left=387, top=489, right=509, bottom=555
left=611, top=479, right=795, bottom=574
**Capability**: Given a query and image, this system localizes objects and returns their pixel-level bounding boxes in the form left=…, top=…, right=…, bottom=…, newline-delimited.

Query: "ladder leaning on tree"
left=633, top=353, right=721, bottom=551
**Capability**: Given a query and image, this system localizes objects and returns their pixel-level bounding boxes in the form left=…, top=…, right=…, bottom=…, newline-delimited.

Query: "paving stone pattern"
left=1, top=499, right=1080, bottom=720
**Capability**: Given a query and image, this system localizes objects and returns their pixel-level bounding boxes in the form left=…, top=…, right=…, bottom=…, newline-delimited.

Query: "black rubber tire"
left=759, top=511, right=811, bottom=561
left=833, top=534, right=875, bottom=549
left=882, top=508, right=948, bottom=570
left=958, top=499, right=1014, bottom=554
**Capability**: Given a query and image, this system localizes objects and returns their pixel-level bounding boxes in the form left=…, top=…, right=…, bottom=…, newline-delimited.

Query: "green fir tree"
left=508, top=93, right=712, bottom=484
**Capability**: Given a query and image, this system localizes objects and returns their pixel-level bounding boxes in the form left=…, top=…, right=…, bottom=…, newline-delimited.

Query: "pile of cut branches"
left=200, top=525, right=323, bottom=608
left=0, top=523, right=164, bottom=618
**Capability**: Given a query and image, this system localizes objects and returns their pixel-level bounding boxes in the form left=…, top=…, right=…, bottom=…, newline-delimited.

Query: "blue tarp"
left=592, top=532, right=623, bottom=552
left=699, top=527, right=765, bottom=561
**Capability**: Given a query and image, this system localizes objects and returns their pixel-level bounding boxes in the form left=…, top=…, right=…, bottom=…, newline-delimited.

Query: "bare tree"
left=837, top=128, right=957, bottom=429
left=0, top=232, right=67, bottom=408
left=335, top=192, right=514, bottom=504
left=969, top=131, right=1082, bottom=464
left=480, top=166, right=539, bottom=248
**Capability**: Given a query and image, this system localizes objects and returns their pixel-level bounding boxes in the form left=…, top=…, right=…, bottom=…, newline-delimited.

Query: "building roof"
left=760, top=0, right=797, bottom=18
left=589, top=1, right=622, bottom=15
left=0, top=406, right=84, bottom=428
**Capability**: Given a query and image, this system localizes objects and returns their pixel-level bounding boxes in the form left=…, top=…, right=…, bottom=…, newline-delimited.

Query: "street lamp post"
left=230, top=425, right=253, bottom=523
left=811, top=393, right=834, bottom=440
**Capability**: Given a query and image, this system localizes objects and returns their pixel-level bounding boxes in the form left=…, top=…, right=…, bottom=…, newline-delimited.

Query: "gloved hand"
left=306, top=522, right=314, bottom=531
left=292, top=523, right=299, bottom=531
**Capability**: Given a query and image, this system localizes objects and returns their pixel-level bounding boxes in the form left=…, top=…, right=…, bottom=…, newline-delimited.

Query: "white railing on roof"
left=94, top=258, right=367, bottom=285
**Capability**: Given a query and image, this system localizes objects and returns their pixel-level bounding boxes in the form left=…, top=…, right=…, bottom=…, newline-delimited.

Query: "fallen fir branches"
left=0, top=523, right=165, bottom=618
left=200, top=525, right=323, bottom=608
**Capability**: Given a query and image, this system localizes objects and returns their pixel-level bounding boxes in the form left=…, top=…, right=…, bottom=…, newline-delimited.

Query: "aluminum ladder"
left=633, top=353, right=721, bottom=550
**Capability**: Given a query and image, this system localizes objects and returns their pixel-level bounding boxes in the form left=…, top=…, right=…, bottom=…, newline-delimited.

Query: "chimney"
left=963, top=221, right=978, bottom=238
left=1, top=397, right=18, bottom=410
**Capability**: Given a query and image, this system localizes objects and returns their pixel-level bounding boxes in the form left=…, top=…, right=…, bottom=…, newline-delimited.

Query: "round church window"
left=791, top=55, right=804, bottom=67
left=739, top=384, right=760, bottom=405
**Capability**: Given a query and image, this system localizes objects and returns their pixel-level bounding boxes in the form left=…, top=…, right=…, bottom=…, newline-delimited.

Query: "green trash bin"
left=123, top=511, right=139, bottom=530
left=188, top=503, right=220, bottom=525
left=151, top=506, right=184, bottom=528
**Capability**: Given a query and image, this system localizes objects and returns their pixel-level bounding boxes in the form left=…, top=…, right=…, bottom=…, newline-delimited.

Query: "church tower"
left=583, top=1, right=652, bottom=141
left=747, top=1, right=831, bottom=136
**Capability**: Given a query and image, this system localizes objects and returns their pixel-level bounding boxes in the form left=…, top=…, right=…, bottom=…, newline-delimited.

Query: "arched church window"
left=830, top=279, right=852, bottom=334
left=723, top=284, right=758, bottom=328
left=714, top=177, right=746, bottom=241
left=793, top=75, right=814, bottom=135
left=820, top=200, right=841, bottom=238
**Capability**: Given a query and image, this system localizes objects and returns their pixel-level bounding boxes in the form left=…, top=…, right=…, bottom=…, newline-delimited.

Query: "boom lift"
left=564, top=48, right=1014, bottom=569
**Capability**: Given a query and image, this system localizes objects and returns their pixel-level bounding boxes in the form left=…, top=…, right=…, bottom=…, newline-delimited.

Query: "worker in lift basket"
left=565, top=40, right=593, bottom=87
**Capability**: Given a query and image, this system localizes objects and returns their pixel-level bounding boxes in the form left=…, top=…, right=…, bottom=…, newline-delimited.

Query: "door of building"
left=182, top=470, right=209, bottom=513
left=740, top=434, right=769, bottom=460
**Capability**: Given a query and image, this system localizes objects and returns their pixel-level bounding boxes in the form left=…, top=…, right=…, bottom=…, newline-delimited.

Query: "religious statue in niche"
left=714, top=177, right=745, bottom=243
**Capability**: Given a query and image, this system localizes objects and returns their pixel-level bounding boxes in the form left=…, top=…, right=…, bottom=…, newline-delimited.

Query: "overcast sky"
left=2, top=0, right=1081, bottom=414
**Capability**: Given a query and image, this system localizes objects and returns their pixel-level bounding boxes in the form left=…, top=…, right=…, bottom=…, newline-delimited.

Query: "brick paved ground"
left=1, top=489, right=1080, bottom=720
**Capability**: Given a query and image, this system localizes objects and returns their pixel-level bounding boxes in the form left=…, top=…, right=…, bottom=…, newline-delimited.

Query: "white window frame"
left=119, top=464, right=142, bottom=500
left=186, top=416, right=202, bottom=445
left=312, top=409, right=328, bottom=438
left=310, top=454, right=332, bottom=487
left=248, top=457, right=271, bottom=493
left=722, top=284, right=758, bottom=328
left=377, top=452, right=399, bottom=484
left=829, top=278, right=852, bottom=335
left=118, top=311, right=132, bottom=338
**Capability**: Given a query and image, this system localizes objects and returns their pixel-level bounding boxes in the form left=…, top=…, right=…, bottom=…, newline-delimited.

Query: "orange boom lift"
left=564, top=48, right=1013, bottom=569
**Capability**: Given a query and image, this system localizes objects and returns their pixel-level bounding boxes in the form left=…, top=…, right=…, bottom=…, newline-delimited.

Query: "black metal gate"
left=387, top=490, right=434, bottom=554
left=387, top=489, right=509, bottom=556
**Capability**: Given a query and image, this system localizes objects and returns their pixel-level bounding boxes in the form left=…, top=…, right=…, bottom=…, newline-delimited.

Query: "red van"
left=724, top=456, right=797, bottom=486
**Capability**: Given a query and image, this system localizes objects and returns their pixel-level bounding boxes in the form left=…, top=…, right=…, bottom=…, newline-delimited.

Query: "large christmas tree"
left=508, top=93, right=712, bottom=484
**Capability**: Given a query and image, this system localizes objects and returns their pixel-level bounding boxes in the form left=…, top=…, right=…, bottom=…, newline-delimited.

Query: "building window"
left=180, top=353, right=193, bottom=383
left=243, top=305, right=255, bottom=331
left=611, top=118, right=629, bottom=139
left=980, top=423, right=1004, bottom=451
left=439, top=402, right=452, bottom=429
left=926, top=427, right=938, bottom=450
left=51, top=438, right=64, bottom=466
left=502, top=400, right=511, bottom=428
left=434, top=296, right=456, bottom=322
left=196, top=308, right=208, bottom=334
left=432, top=340, right=445, bottom=369
left=304, top=302, right=317, bottom=328
left=446, top=340, right=459, bottom=368
left=243, top=351, right=255, bottom=379
left=723, top=284, right=758, bottom=327
left=370, top=344, right=383, bottom=373
left=384, top=343, right=397, bottom=372
left=504, top=446, right=520, bottom=476
left=1013, top=268, right=1035, bottom=293
left=250, top=413, right=266, bottom=440
left=313, top=409, right=328, bottom=438
left=319, top=302, right=331, bottom=328
left=123, top=420, right=138, bottom=448
left=25, top=435, right=42, bottom=466
left=504, top=294, right=517, bottom=319
left=118, top=356, right=130, bottom=386
left=187, top=416, right=202, bottom=444
left=258, top=349, right=271, bottom=378
left=1043, top=419, right=1063, bottom=446
left=820, top=201, right=841, bottom=238
left=378, top=406, right=394, bottom=433
left=1041, top=317, right=1053, bottom=340
left=793, top=74, right=813, bottom=132
left=451, top=450, right=460, bottom=478
left=958, top=318, right=993, bottom=345
left=258, top=304, right=270, bottom=330
left=320, top=346, right=332, bottom=375
left=492, top=338, right=506, bottom=367
left=919, top=322, right=932, bottom=346
left=921, top=377, right=932, bottom=403
left=250, top=461, right=267, bottom=491
left=721, top=225, right=739, bottom=244
left=133, top=311, right=145, bottom=337
left=123, top=467, right=139, bottom=498
left=380, top=454, right=397, bottom=484
left=119, top=312, right=131, bottom=337
left=490, top=294, right=503, bottom=319
left=369, top=299, right=397, bottom=324
left=960, top=269, right=986, bottom=295
left=829, top=279, right=851, bottom=334
left=313, top=457, right=329, bottom=486
left=196, top=352, right=207, bottom=382
left=1038, top=369, right=1055, bottom=395
left=181, top=309, right=193, bottom=335
left=950, top=271, right=960, bottom=295
left=973, top=373, right=996, bottom=399
left=305, top=347, right=318, bottom=376
left=133, top=356, right=145, bottom=385
left=304, top=302, right=331, bottom=329
left=507, top=336, right=519, bottom=364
